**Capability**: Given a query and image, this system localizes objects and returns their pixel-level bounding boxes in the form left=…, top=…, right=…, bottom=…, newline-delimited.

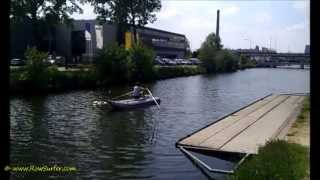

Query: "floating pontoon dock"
left=176, top=93, right=307, bottom=174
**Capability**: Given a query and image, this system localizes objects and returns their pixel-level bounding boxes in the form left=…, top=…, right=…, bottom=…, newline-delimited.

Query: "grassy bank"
left=154, top=65, right=206, bottom=79
left=231, top=140, right=309, bottom=180
left=286, top=96, right=310, bottom=147
left=10, top=66, right=98, bottom=95
left=238, top=63, right=256, bottom=70
left=290, top=96, right=310, bottom=130
left=231, top=96, right=310, bottom=180
left=10, top=65, right=207, bottom=95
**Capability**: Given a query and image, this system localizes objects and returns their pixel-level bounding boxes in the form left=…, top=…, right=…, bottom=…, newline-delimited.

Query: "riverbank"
left=285, top=96, right=310, bottom=147
left=285, top=96, right=310, bottom=179
left=10, top=66, right=98, bottom=95
left=154, top=65, right=206, bottom=79
left=10, top=65, right=207, bottom=95
left=232, top=96, right=310, bottom=180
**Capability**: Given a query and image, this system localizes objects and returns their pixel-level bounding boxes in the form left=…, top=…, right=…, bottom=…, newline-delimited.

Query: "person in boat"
left=132, top=83, right=146, bottom=99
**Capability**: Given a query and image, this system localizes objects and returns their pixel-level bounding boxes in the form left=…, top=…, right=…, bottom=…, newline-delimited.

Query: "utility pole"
left=269, top=37, right=272, bottom=50
left=244, top=38, right=252, bottom=49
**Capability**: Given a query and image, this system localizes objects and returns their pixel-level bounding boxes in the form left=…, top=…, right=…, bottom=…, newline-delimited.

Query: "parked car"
left=181, top=59, right=192, bottom=65
left=48, top=59, right=55, bottom=65
left=189, top=58, right=201, bottom=65
left=49, top=55, right=57, bottom=65
left=162, top=58, right=172, bottom=65
left=10, top=58, right=25, bottom=66
left=55, top=56, right=66, bottom=66
left=155, top=59, right=164, bottom=65
left=44, top=55, right=66, bottom=66
left=174, top=58, right=184, bottom=65
left=154, top=56, right=165, bottom=65
left=167, top=59, right=177, bottom=65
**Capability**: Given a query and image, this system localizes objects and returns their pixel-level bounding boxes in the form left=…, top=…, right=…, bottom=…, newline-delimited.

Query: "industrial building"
left=10, top=19, right=189, bottom=62
left=304, top=45, right=310, bottom=54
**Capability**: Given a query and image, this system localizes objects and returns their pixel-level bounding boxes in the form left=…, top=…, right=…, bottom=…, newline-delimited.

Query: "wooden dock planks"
left=179, top=95, right=278, bottom=147
left=177, top=94, right=306, bottom=154
left=221, top=95, right=302, bottom=154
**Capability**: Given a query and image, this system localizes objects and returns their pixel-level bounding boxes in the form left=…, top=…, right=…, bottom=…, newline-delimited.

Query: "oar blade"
left=146, top=88, right=160, bottom=109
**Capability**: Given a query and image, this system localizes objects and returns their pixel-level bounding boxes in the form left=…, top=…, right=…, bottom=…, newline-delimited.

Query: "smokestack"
left=216, top=9, right=220, bottom=38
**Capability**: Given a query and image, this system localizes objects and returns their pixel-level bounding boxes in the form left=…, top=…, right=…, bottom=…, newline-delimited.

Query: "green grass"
left=10, top=66, right=98, bottom=94
left=230, top=140, right=309, bottom=180
left=154, top=65, right=206, bottom=79
left=10, top=65, right=207, bottom=94
left=231, top=97, right=310, bottom=180
left=239, top=63, right=256, bottom=69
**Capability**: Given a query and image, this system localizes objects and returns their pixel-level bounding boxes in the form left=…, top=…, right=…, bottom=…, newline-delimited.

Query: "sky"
left=71, top=0, right=310, bottom=53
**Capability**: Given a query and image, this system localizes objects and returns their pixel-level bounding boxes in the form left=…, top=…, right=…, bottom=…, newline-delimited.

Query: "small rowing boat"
left=107, top=95, right=161, bottom=110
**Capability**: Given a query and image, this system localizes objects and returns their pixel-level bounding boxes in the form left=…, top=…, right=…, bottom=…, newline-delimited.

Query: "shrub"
left=220, top=50, right=239, bottom=71
left=198, top=33, right=220, bottom=73
left=239, top=54, right=256, bottom=69
left=199, top=44, right=218, bottom=72
left=128, top=44, right=155, bottom=82
left=24, top=47, right=49, bottom=89
left=198, top=33, right=238, bottom=73
left=240, top=54, right=249, bottom=66
left=199, top=47, right=238, bottom=72
left=95, top=43, right=130, bottom=84
left=154, top=65, right=205, bottom=79
left=231, top=140, right=309, bottom=180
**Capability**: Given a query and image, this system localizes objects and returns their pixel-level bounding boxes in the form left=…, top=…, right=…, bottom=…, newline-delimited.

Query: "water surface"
left=10, top=68, right=309, bottom=179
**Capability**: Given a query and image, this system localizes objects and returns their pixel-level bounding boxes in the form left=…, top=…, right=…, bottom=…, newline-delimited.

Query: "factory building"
left=10, top=19, right=189, bottom=62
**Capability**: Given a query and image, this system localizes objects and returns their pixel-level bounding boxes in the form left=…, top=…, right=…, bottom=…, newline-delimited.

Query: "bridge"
left=232, top=50, right=310, bottom=69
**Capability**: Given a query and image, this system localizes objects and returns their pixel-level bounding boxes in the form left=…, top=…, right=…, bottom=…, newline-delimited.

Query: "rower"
left=132, top=83, right=146, bottom=99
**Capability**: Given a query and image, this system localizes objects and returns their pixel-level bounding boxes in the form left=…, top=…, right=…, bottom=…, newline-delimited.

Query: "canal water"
left=10, top=68, right=309, bottom=179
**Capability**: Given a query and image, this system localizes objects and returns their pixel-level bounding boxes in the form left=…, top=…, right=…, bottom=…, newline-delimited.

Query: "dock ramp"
left=176, top=93, right=307, bottom=174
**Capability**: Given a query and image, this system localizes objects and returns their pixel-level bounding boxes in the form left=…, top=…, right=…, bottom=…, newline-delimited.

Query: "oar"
left=146, top=88, right=160, bottom=109
left=111, top=91, right=132, bottom=100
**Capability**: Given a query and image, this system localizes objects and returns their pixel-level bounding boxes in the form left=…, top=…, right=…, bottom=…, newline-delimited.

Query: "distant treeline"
left=197, top=32, right=256, bottom=73
left=10, top=36, right=255, bottom=95
left=10, top=46, right=206, bottom=95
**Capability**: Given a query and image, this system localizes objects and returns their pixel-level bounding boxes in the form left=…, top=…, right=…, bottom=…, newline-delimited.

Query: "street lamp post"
left=244, top=38, right=252, bottom=49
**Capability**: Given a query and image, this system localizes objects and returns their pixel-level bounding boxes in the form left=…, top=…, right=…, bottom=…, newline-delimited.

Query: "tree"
left=128, top=44, right=155, bottom=81
left=10, top=0, right=85, bottom=48
left=199, top=43, right=217, bottom=72
left=240, top=54, right=249, bottom=66
left=201, top=32, right=222, bottom=50
left=199, top=32, right=238, bottom=72
left=215, top=36, right=222, bottom=50
left=192, top=49, right=199, bottom=58
left=24, top=47, right=49, bottom=89
left=198, top=33, right=221, bottom=72
left=95, top=43, right=130, bottom=84
left=90, top=0, right=161, bottom=44
left=221, top=50, right=238, bottom=71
